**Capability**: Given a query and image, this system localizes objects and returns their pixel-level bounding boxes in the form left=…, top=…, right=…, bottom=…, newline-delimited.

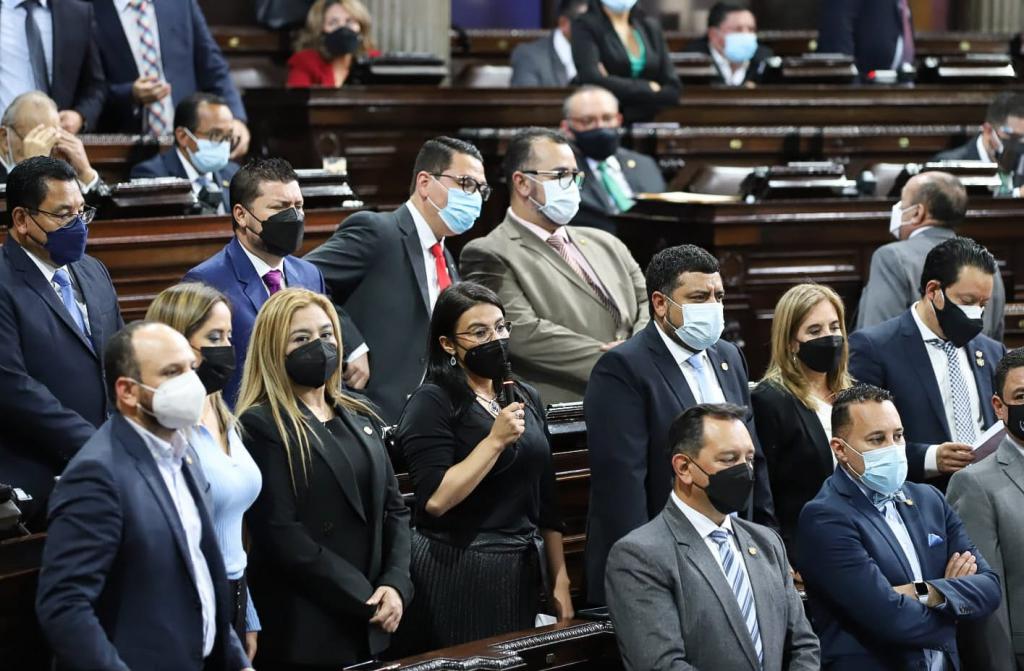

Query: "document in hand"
left=972, top=420, right=1005, bottom=462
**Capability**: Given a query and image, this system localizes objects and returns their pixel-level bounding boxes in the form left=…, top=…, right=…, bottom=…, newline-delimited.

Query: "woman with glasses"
left=393, top=281, right=572, bottom=654
left=145, top=282, right=262, bottom=661
left=288, top=0, right=380, bottom=87
left=236, top=288, right=412, bottom=670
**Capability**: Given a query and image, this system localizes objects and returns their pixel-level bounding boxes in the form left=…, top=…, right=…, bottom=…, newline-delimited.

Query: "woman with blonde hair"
left=751, top=283, right=854, bottom=558
left=236, top=287, right=411, bottom=670
left=287, top=0, right=379, bottom=88
left=146, top=282, right=262, bottom=661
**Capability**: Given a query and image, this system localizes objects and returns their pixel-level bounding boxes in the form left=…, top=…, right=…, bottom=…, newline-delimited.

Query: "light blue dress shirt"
left=0, top=0, right=54, bottom=117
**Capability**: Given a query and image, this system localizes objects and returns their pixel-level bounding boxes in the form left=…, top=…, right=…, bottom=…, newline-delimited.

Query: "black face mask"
left=691, top=460, right=754, bottom=516
left=931, top=291, right=983, bottom=349
left=796, top=335, right=844, bottom=374
left=462, top=338, right=510, bottom=380
left=572, top=127, right=621, bottom=162
left=246, top=207, right=305, bottom=258
left=1002, top=399, right=1024, bottom=442
left=196, top=345, right=236, bottom=394
left=323, top=26, right=362, bottom=58
left=285, top=339, right=339, bottom=388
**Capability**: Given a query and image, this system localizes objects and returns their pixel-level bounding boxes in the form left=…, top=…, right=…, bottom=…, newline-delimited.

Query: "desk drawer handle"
left=228, top=36, right=240, bottom=49
left=959, top=40, right=971, bottom=52
left=729, top=138, right=743, bottom=150
left=898, top=137, right=910, bottom=149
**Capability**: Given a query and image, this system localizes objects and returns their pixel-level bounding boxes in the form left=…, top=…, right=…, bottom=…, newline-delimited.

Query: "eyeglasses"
left=432, top=173, right=492, bottom=202
left=567, top=113, right=620, bottom=131
left=520, top=169, right=585, bottom=190
left=30, top=205, right=96, bottom=229
left=184, top=127, right=239, bottom=150
left=454, top=320, right=513, bottom=344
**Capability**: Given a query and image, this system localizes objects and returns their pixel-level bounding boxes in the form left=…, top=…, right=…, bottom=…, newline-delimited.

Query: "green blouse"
left=627, top=28, right=647, bottom=78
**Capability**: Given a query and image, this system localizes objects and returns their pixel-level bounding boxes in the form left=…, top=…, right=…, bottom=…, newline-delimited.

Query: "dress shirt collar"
left=586, top=153, right=622, bottom=174
left=910, top=300, right=951, bottom=346
left=508, top=207, right=567, bottom=244
left=126, top=416, right=189, bottom=464
left=175, top=147, right=213, bottom=184
left=406, top=199, right=444, bottom=252
left=653, top=317, right=702, bottom=366
left=238, top=238, right=284, bottom=279
left=907, top=225, right=932, bottom=239
left=709, top=44, right=750, bottom=86
left=977, top=134, right=994, bottom=163
left=551, top=28, right=576, bottom=79
left=21, top=245, right=64, bottom=284
left=671, top=490, right=735, bottom=539
left=840, top=463, right=907, bottom=511
left=113, top=0, right=133, bottom=11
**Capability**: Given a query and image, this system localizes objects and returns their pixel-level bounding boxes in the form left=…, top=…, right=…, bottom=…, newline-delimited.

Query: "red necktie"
left=430, top=243, right=451, bottom=292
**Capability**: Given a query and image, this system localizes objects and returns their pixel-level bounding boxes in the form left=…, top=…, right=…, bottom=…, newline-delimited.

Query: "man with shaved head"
left=856, top=171, right=1005, bottom=339
left=559, top=85, right=665, bottom=235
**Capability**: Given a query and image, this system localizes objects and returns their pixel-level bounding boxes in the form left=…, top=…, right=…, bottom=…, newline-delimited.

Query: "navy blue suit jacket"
left=0, top=238, right=122, bottom=526
left=90, top=0, right=245, bottom=132
left=184, top=237, right=326, bottom=407
left=39, top=0, right=107, bottom=129
left=797, top=468, right=1001, bottom=670
left=849, top=309, right=1004, bottom=482
left=817, top=0, right=909, bottom=77
left=582, top=320, right=777, bottom=604
left=130, top=148, right=239, bottom=211
left=36, top=413, right=249, bottom=671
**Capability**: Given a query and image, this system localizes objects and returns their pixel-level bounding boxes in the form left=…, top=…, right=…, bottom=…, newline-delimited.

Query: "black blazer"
left=130, top=148, right=240, bottom=212
left=305, top=204, right=460, bottom=423
left=573, top=146, right=666, bottom=235
left=241, top=401, right=412, bottom=667
left=817, top=0, right=908, bottom=77
left=751, top=380, right=834, bottom=558
left=570, top=8, right=681, bottom=123
left=680, top=36, right=775, bottom=85
left=0, top=238, right=123, bottom=527
left=933, top=135, right=984, bottom=163
left=38, top=0, right=106, bottom=130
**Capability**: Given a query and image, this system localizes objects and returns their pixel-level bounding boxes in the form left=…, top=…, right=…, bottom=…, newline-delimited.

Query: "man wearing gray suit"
left=948, top=347, right=1024, bottom=671
left=856, top=171, right=1005, bottom=340
left=510, top=0, right=588, bottom=87
left=605, top=403, right=820, bottom=671
left=461, top=127, right=647, bottom=405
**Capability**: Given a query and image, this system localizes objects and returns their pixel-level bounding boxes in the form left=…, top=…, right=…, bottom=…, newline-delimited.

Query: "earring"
left=449, top=355, right=457, bottom=367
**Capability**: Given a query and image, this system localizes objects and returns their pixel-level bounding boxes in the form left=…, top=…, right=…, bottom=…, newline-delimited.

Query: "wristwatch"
left=914, top=581, right=930, bottom=604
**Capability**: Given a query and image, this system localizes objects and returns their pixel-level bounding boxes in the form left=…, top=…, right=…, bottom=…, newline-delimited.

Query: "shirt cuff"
left=346, top=342, right=369, bottom=363
left=79, top=173, right=100, bottom=194
left=244, top=584, right=261, bottom=632
left=924, top=444, right=940, bottom=478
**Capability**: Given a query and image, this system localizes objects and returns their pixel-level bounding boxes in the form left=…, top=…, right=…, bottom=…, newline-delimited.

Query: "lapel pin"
left=222, top=180, right=230, bottom=188
left=185, top=455, right=193, bottom=466
left=747, top=546, right=757, bottom=556
left=363, top=425, right=374, bottom=436
left=721, top=362, right=729, bottom=371
left=627, top=159, right=637, bottom=169
left=904, top=498, right=914, bottom=506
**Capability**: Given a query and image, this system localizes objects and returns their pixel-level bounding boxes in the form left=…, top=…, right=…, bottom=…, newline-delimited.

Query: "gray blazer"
left=575, top=147, right=666, bottom=235
left=605, top=501, right=820, bottom=671
left=855, top=226, right=1005, bottom=340
left=947, top=436, right=1024, bottom=671
left=510, top=31, right=572, bottom=87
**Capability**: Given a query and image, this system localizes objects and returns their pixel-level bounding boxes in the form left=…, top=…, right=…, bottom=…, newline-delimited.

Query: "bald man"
left=856, top=171, right=1006, bottom=340
left=560, top=85, right=665, bottom=236
left=0, top=92, right=107, bottom=202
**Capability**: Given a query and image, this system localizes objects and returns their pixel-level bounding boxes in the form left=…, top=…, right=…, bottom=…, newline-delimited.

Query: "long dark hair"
left=425, top=281, right=506, bottom=413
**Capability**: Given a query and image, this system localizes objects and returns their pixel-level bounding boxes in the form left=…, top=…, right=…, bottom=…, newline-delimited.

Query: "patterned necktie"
left=430, top=242, right=451, bottom=292
left=927, top=339, right=977, bottom=443
left=709, top=529, right=764, bottom=667
left=130, top=0, right=171, bottom=137
left=546, top=233, right=621, bottom=328
left=597, top=160, right=634, bottom=213
left=687, top=353, right=717, bottom=403
left=263, top=269, right=284, bottom=295
left=52, top=268, right=93, bottom=351
left=897, top=0, right=915, bottom=64
left=21, top=0, right=49, bottom=94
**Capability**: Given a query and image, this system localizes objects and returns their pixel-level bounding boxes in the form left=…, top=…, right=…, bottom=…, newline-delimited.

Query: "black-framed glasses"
left=433, top=173, right=492, bottom=202
left=454, top=320, right=513, bottom=344
left=30, top=205, right=96, bottom=229
left=520, top=169, right=585, bottom=190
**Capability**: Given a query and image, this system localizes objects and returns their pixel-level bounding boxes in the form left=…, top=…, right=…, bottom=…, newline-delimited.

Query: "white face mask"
left=134, top=370, right=206, bottom=430
left=888, top=201, right=917, bottom=239
left=526, top=174, right=581, bottom=226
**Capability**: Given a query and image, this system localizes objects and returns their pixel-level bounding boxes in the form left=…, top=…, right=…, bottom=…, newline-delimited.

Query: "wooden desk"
left=82, top=134, right=170, bottom=184
left=0, top=533, right=47, bottom=670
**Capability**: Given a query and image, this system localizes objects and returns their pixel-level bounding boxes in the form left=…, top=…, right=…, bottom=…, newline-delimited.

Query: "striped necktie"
left=546, top=233, right=621, bottom=328
left=709, top=529, right=764, bottom=668
left=597, top=160, right=635, bottom=213
left=130, top=0, right=171, bottom=137
left=927, top=339, right=977, bottom=443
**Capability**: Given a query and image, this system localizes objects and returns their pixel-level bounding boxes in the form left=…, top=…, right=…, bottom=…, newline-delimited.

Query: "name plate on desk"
left=741, top=162, right=858, bottom=200
left=295, top=168, right=364, bottom=210
left=102, top=177, right=197, bottom=219
left=892, top=160, right=1002, bottom=196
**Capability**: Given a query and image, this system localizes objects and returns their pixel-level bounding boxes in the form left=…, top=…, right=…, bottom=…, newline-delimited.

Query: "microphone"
left=499, top=361, right=516, bottom=408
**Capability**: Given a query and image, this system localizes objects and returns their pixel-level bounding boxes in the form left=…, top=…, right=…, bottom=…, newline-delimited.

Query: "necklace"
left=475, top=393, right=501, bottom=416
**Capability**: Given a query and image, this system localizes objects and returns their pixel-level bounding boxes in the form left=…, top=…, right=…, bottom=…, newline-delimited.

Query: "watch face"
left=915, top=582, right=929, bottom=597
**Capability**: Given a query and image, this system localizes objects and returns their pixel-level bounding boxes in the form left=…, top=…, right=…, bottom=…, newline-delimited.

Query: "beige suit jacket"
left=460, top=211, right=648, bottom=405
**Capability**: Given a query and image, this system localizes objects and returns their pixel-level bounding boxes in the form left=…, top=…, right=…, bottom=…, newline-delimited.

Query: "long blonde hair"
left=146, top=282, right=236, bottom=439
left=761, top=283, right=854, bottom=410
left=236, top=288, right=376, bottom=491
left=294, top=0, right=376, bottom=57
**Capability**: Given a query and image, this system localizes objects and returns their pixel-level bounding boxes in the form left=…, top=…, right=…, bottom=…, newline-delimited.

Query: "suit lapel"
left=68, top=262, right=103, bottom=355
left=997, top=439, right=1024, bottom=498
left=966, top=336, right=997, bottom=428
left=734, top=522, right=781, bottom=669
left=794, top=398, right=834, bottom=478
left=153, top=0, right=174, bottom=76
left=895, top=496, right=933, bottom=577
left=226, top=238, right=268, bottom=315
left=563, top=227, right=624, bottom=317
left=337, top=408, right=384, bottom=527
left=833, top=469, right=916, bottom=582
left=705, top=345, right=737, bottom=402
left=165, top=150, right=189, bottom=179
left=642, top=323, right=698, bottom=409
left=547, top=33, right=568, bottom=86
left=302, top=405, right=367, bottom=522
left=49, top=2, right=66, bottom=96
left=898, top=311, right=952, bottom=439
left=514, top=221, right=594, bottom=299
left=398, top=207, right=431, bottom=313
left=93, top=0, right=140, bottom=79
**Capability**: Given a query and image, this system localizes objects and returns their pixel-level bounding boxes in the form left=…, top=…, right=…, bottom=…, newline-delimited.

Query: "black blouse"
left=397, top=382, right=563, bottom=540
left=323, top=415, right=373, bottom=518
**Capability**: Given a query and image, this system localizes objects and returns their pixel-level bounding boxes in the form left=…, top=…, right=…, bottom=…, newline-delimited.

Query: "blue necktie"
left=21, top=0, right=50, bottom=94
left=687, top=353, right=716, bottom=403
left=52, top=268, right=92, bottom=351
left=709, top=529, right=764, bottom=667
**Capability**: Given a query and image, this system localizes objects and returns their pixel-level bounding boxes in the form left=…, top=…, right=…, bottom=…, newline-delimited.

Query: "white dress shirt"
left=0, top=0, right=53, bottom=116
left=406, top=200, right=445, bottom=310
left=126, top=420, right=217, bottom=658
left=910, top=303, right=983, bottom=477
left=813, top=398, right=837, bottom=466
left=551, top=28, right=577, bottom=82
left=23, top=246, right=91, bottom=334
left=976, top=134, right=993, bottom=163
left=114, top=0, right=164, bottom=82
left=586, top=155, right=635, bottom=209
left=653, top=323, right=726, bottom=403
left=176, top=147, right=224, bottom=215
left=710, top=45, right=750, bottom=86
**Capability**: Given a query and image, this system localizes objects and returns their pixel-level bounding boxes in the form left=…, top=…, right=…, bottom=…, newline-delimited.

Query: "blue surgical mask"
left=845, top=441, right=908, bottom=498
left=32, top=213, right=89, bottom=266
left=428, top=176, right=482, bottom=235
left=526, top=174, right=580, bottom=226
left=665, top=296, right=724, bottom=352
left=723, top=32, right=758, bottom=63
left=184, top=129, right=230, bottom=174
left=601, top=0, right=637, bottom=12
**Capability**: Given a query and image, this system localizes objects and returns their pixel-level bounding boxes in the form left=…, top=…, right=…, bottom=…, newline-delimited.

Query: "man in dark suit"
left=606, top=403, right=820, bottom=671
left=0, top=0, right=105, bottom=132
left=797, top=384, right=1000, bottom=670
left=510, top=0, right=588, bottom=87
left=306, top=136, right=485, bottom=423
left=36, top=321, right=253, bottom=671
left=0, top=157, right=123, bottom=529
left=184, top=158, right=366, bottom=408
left=934, top=92, right=1024, bottom=196
left=850, top=237, right=1006, bottom=486
left=857, top=171, right=1005, bottom=340
left=584, top=244, right=776, bottom=605
left=818, top=0, right=915, bottom=77
left=90, top=0, right=250, bottom=156
left=131, top=93, right=240, bottom=214
left=680, top=1, right=774, bottom=86
left=560, top=85, right=665, bottom=235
